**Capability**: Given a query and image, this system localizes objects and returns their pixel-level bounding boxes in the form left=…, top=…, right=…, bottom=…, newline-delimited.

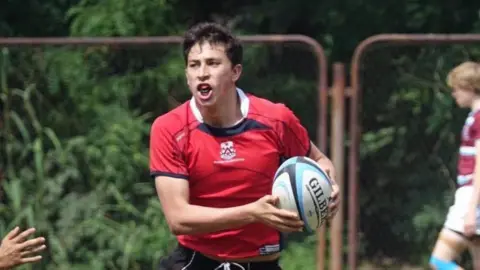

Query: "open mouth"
left=197, top=83, right=212, bottom=97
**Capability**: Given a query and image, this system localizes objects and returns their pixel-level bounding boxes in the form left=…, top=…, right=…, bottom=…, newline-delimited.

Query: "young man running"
left=150, top=22, right=340, bottom=270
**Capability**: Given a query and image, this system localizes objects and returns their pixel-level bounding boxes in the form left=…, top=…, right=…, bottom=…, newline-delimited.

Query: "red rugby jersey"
left=457, top=110, right=480, bottom=187
left=149, top=88, right=311, bottom=259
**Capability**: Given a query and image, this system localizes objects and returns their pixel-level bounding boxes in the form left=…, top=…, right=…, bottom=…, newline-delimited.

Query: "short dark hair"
left=182, top=22, right=243, bottom=66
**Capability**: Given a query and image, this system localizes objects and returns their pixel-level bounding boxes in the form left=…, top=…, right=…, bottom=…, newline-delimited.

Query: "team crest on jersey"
left=220, top=141, right=236, bottom=160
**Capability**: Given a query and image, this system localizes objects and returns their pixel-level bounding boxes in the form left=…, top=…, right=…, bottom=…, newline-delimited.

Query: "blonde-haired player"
left=430, top=61, right=480, bottom=270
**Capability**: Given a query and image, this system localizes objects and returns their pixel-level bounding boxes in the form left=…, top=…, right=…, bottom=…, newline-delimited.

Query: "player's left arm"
left=280, top=105, right=340, bottom=220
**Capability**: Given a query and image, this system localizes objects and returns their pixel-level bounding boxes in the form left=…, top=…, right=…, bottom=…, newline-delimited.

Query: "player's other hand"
left=316, top=158, right=340, bottom=221
left=0, top=227, right=46, bottom=269
left=327, top=183, right=340, bottom=220
left=250, top=195, right=304, bottom=233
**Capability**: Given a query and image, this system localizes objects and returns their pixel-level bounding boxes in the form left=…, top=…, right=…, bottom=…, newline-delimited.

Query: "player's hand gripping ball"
left=271, top=156, right=333, bottom=233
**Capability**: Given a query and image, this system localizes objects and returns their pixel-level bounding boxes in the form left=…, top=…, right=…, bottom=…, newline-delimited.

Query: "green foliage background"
left=1, top=0, right=480, bottom=269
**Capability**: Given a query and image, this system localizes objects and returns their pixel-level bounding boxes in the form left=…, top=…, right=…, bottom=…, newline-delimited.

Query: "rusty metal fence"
left=0, top=35, right=328, bottom=147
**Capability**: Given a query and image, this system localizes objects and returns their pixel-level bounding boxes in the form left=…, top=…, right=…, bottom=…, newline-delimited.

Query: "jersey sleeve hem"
left=150, top=171, right=188, bottom=180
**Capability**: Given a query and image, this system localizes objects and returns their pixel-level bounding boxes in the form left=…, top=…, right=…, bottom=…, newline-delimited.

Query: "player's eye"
left=207, top=60, right=220, bottom=66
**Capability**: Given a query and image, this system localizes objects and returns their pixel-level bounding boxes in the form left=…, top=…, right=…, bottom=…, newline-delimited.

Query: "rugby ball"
left=272, top=156, right=333, bottom=232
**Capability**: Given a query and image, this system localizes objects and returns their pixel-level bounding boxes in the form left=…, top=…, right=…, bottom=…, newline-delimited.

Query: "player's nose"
left=198, top=65, right=210, bottom=79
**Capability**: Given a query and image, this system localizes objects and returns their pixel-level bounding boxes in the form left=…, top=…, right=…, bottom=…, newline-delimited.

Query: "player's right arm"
left=155, top=176, right=255, bottom=235
left=155, top=177, right=303, bottom=234
left=150, top=118, right=303, bottom=235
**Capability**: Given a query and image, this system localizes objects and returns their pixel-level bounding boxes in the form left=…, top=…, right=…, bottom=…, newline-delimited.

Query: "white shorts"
left=444, top=185, right=480, bottom=235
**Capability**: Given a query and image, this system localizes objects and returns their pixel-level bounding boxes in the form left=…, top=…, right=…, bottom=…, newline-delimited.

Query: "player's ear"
left=232, top=64, right=242, bottom=83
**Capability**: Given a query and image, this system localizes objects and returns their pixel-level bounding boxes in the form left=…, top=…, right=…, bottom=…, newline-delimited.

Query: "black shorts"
left=158, top=244, right=282, bottom=270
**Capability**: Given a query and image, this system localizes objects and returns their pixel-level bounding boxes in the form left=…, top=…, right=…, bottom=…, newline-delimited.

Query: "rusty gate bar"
left=0, top=35, right=333, bottom=269
left=350, top=34, right=480, bottom=270
left=330, top=63, right=346, bottom=270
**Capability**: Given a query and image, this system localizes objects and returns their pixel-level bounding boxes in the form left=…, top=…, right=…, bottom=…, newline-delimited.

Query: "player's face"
left=451, top=87, right=475, bottom=108
left=185, top=42, right=242, bottom=108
